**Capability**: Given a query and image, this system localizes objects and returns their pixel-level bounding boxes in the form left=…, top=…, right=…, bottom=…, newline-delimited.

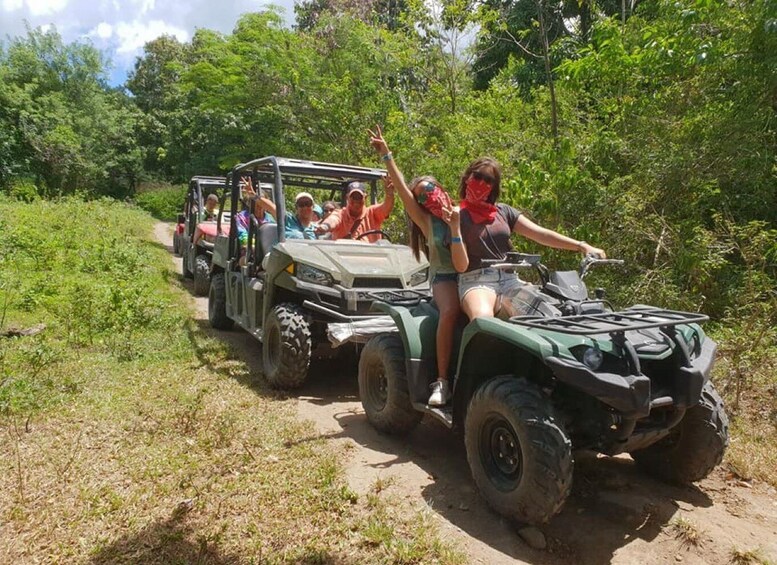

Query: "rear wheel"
left=631, top=381, right=729, bottom=484
left=208, top=272, right=233, bottom=330
left=358, top=334, right=422, bottom=435
left=193, top=254, right=210, bottom=296
left=465, top=376, right=573, bottom=525
left=263, top=303, right=311, bottom=389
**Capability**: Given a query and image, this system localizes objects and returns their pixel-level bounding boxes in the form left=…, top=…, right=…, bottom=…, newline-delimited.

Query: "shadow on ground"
left=88, top=507, right=241, bottom=565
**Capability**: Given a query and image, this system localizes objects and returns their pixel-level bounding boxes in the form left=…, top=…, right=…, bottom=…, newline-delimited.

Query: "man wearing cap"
left=315, top=179, right=394, bottom=242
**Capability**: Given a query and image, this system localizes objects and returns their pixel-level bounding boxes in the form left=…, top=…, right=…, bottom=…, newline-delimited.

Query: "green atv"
left=358, top=252, right=729, bottom=525
left=208, top=156, right=430, bottom=389
left=180, top=175, right=229, bottom=296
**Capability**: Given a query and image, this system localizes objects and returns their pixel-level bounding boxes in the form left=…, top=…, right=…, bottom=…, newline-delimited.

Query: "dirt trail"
left=155, top=222, right=777, bottom=564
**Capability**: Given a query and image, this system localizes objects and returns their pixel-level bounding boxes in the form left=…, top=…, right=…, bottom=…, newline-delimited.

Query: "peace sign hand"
left=368, top=124, right=389, bottom=156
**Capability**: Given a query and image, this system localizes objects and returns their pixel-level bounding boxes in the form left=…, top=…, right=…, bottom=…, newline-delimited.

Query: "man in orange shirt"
left=315, top=179, right=395, bottom=242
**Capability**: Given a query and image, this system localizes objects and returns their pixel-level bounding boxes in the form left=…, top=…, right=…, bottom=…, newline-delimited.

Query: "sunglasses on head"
left=472, top=170, right=495, bottom=185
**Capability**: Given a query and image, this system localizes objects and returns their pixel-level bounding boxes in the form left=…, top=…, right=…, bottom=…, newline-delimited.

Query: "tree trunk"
left=537, top=0, right=559, bottom=148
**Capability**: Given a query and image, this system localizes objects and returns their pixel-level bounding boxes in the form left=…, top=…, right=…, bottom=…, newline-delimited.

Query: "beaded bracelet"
left=381, top=152, right=393, bottom=162
left=451, top=236, right=462, bottom=244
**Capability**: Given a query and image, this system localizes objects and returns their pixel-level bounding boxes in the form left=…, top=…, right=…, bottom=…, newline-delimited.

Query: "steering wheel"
left=356, top=229, right=392, bottom=242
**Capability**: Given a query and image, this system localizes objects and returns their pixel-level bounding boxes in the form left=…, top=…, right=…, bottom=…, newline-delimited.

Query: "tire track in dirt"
left=155, top=221, right=777, bottom=565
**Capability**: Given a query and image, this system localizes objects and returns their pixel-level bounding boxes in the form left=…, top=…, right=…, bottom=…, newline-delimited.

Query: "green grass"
left=133, top=183, right=187, bottom=220
left=0, top=198, right=463, bottom=563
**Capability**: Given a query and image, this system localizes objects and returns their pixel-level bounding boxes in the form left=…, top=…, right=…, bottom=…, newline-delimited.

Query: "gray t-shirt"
left=460, top=203, right=522, bottom=271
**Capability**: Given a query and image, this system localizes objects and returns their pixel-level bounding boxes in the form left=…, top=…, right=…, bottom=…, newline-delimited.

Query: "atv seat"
left=256, top=222, right=279, bottom=265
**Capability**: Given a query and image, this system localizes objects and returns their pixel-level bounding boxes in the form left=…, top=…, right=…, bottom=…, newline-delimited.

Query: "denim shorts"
left=458, top=268, right=524, bottom=300
left=432, top=272, right=459, bottom=284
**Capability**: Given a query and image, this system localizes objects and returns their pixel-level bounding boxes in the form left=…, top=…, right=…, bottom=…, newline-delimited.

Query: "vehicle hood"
left=197, top=221, right=230, bottom=242
left=274, top=239, right=428, bottom=288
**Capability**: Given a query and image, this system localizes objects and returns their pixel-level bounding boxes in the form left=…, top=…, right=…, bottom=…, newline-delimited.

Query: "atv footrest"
left=412, top=402, right=453, bottom=428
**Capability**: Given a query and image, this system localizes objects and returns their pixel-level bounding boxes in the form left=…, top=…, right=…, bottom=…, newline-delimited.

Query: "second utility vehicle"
left=208, top=157, right=431, bottom=389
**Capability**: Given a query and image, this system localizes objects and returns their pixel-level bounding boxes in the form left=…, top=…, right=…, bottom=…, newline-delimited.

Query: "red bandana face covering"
left=417, top=183, right=451, bottom=220
left=461, top=178, right=497, bottom=224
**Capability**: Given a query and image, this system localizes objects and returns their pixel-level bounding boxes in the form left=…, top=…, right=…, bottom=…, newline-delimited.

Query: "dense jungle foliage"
left=0, top=0, right=775, bottom=477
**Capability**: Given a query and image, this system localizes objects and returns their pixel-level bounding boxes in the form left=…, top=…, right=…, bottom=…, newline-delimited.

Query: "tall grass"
left=0, top=198, right=463, bottom=563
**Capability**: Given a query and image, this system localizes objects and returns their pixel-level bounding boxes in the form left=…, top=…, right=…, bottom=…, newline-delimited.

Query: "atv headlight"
left=581, top=346, right=603, bottom=371
left=296, top=263, right=334, bottom=287
left=408, top=268, right=429, bottom=287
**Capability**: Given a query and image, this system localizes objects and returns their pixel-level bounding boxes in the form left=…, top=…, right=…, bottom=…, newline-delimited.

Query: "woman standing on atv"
left=369, top=126, right=468, bottom=407
left=457, top=157, right=606, bottom=321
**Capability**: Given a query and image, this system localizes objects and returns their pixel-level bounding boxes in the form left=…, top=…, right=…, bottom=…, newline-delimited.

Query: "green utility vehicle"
left=358, top=252, right=728, bottom=525
left=208, top=157, right=430, bottom=389
left=180, top=175, right=229, bottom=295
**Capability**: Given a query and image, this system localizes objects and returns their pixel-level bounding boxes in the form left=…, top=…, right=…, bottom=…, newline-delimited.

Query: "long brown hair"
left=408, top=175, right=439, bottom=262
left=458, top=157, right=502, bottom=204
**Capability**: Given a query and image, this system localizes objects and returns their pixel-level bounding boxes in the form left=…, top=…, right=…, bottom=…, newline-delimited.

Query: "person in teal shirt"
left=369, top=125, right=468, bottom=407
left=284, top=192, right=319, bottom=240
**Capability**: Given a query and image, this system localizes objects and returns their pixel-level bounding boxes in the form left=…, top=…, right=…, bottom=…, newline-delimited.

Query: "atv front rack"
left=508, top=307, right=708, bottom=335
left=362, top=289, right=430, bottom=306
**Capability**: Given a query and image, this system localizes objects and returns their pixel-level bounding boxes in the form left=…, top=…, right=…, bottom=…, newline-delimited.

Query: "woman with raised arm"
left=369, top=125, right=468, bottom=407
left=456, top=157, right=606, bottom=321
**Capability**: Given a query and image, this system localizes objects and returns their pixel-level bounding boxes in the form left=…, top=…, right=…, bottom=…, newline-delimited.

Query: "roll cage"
left=221, top=156, right=387, bottom=271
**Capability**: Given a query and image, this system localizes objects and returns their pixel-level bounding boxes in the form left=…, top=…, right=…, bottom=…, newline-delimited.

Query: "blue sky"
left=0, top=0, right=297, bottom=86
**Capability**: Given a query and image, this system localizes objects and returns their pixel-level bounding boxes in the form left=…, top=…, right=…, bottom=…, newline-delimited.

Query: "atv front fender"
left=372, top=301, right=439, bottom=404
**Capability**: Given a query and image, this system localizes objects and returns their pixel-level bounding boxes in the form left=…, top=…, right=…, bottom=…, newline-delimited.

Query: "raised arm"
left=441, top=202, right=469, bottom=272
left=514, top=215, right=606, bottom=257
left=369, top=125, right=429, bottom=238
left=244, top=177, right=277, bottom=220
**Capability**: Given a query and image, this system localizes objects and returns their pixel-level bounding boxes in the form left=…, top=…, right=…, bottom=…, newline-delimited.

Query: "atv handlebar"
left=480, top=252, right=623, bottom=284
left=579, top=254, right=624, bottom=280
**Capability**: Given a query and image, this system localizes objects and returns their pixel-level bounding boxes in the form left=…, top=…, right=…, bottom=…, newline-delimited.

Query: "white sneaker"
left=428, top=380, right=451, bottom=406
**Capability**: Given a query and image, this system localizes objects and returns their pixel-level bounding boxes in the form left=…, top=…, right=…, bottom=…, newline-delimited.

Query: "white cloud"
left=26, top=0, right=69, bottom=17
left=94, top=21, right=112, bottom=39
left=114, top=19, right=188, bottom=54
left=2, top=0, right=24, bottom=12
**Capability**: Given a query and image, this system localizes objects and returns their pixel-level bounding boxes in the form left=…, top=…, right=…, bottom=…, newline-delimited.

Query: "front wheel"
left=465, top=376, right=573, bottom=525
left=263, top=303, right=311, bottom=389
left=631, top=381, right=729, bottom=484
left=208, top=272, right=233, bottom=330
left=193, top=254, right=210, bottom=296
left=358, top=333, right=422, bottom=435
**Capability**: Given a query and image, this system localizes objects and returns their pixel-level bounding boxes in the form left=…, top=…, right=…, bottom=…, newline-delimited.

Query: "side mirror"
left=177, top=214, right=186, bottom=224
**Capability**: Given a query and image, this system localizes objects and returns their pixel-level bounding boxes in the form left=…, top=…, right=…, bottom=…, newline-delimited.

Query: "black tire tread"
left=465, top=376, right=573, bottom=525
left=193, top=253, right=210, bottom=296
left=358, top=334, right=422, bottom=435
left=263, top=303, right=311, bottom=389
left=631, top=381, right=729, bottom=484
left=208, top=272, right=233, bottom=330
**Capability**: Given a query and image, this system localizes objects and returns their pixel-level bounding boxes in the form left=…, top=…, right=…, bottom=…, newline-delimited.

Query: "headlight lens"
left=408, top=268, right=429, bottom=287
left=296, top=263, right=334, bottom=287
left=582, top=346, right=604, bottom=371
